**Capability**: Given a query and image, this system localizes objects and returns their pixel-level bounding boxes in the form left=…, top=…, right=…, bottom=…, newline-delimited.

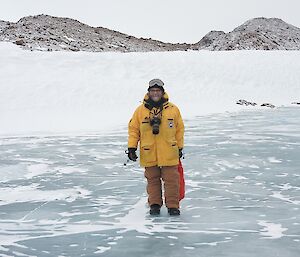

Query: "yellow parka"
left=128, top=92, right=184, bottom=167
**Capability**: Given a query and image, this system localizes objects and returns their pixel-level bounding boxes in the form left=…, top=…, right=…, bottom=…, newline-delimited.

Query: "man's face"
left=148, top=88, right=163, bottom=102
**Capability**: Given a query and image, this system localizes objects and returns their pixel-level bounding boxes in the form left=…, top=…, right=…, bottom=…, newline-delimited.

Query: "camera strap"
left=150, top=104, right=163, bottom=118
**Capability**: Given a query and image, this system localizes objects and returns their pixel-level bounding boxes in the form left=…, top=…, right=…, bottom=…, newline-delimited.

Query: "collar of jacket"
left=143, top=92, right=169, bottom=110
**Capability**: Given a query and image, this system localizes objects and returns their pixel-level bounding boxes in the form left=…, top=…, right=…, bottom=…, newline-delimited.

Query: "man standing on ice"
left=127, top=79, right=184, bottom=216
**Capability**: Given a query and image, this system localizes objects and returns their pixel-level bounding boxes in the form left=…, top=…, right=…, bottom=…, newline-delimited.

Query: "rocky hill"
left=193, top=18, right=300, bottom=50
left=0, top=15, right=300, bottom=52
left=0, top=15, right=190, bottom=52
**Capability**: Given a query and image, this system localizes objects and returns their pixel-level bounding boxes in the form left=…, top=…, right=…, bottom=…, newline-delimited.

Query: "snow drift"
left=1, top=42, right=300, bottom=136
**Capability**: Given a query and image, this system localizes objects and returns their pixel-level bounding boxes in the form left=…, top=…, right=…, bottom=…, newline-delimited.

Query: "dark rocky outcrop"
left=261, top=103, right=276, bottom=108
left=236, top=99, right=257, bottom=106
left=236, top=100, right=276, bottom=108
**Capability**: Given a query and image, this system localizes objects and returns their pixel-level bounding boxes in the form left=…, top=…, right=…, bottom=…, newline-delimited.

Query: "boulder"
left=261, top=103, right=275, bottom=108
left=236, top=99, right=257, bottom=106
left=15, top=38, right=25, bottom=46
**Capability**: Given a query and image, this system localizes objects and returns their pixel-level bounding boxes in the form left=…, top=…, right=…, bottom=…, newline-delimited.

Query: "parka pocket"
left=165, top=140, right=179, bottom=161
left=140, top=144, right=156, bottom=163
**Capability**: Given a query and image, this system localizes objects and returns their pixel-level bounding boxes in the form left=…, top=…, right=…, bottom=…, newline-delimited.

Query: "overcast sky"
left=1, top=0, right=299, bottom=43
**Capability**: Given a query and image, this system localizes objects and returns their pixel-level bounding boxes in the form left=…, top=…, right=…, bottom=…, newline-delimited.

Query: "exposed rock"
left=0, top=14, right=191, bottom=52
left=236, top=100, right=277, bottom=108
left=1, top=15, right=300, bottom=52
left=291, top=102, right=300, bottom=105
left=0, top=20, right=11, bottom=41
left=15, top=38, right=25, bottom=46
left=192, top=31, right=225, bottom=49
left=193, top=17, right=300, bottom=51
left=236, top=99, right=257, bottom=106
left=261, top=103, right=275, bottom=108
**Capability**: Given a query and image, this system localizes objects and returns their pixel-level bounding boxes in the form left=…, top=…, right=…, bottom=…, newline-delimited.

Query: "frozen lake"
left=0, top=107, right=299, bottom=257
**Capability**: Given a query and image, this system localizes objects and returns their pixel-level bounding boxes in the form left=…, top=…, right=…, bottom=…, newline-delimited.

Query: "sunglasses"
left=149, top=88, right=163, bottom=92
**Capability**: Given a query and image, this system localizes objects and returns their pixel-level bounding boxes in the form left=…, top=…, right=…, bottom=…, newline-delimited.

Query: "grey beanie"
left=148, top=78, right=165, bottom=92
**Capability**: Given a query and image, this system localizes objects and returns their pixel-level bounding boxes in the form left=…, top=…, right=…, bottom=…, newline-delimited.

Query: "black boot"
left=168, top=208, right=180, bottom=216
left=150, top=204, right=161, bottom=215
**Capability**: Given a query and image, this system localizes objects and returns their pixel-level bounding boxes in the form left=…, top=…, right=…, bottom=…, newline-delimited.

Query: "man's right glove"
left=127, top=148, right=138, bottom=161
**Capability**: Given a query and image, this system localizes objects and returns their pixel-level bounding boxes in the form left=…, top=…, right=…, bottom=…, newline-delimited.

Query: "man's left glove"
left=127, top=148, right=138, bottom=162
left=179, top=148, right=183, bottom=159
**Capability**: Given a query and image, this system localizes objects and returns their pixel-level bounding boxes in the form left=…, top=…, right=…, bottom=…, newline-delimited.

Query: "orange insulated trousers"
left=144, top=165, right=179, bottom=209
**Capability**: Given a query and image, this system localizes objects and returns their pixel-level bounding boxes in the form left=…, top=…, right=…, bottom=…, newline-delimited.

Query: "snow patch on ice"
left=56, top=166, right=88, bottom=174
left=258, top=220, right=288, bottom=239
left=0, top=184, right=90, bottom=206
left=0, top=164, right=28, bottom=182
left=248, top=164, right=260, bottom=169
left=234, top=176, right=248, bottom=180
left=25, top=163, right=49, bottom=179
left=116, top=196, right=234, bottom=236
left=116, top=196, right=152, bottom=234
left=271, top=191, right=300, bottom=205
left=0, top=163, right=52, bottom=182
left=267, top=157, right=282, bottom=163
left=94, top=246, right=111, bottom=254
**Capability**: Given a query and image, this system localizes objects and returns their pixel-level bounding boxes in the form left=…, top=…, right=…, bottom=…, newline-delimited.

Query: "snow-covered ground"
left=1, top=42, right=300, bottom=136
left=0, top=107, right=299, bottom=256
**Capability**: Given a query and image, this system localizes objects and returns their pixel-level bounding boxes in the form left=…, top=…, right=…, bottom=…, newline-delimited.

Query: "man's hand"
left=127, top=148, right=138, bottom=161
left=179, top=148, right=183, bottom=159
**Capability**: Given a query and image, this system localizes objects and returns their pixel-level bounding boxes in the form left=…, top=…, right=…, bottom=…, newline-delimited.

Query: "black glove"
left=179, top=148, right=183, bottom=159
left=127, top=148, right=138, bottom=161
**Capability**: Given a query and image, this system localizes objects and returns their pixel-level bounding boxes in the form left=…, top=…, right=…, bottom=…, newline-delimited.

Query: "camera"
left=150, top=116, right=161, bottom=135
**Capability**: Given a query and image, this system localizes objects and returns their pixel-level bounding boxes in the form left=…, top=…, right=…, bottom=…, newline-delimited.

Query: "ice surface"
left=0, top=107, right=299, bottom=256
